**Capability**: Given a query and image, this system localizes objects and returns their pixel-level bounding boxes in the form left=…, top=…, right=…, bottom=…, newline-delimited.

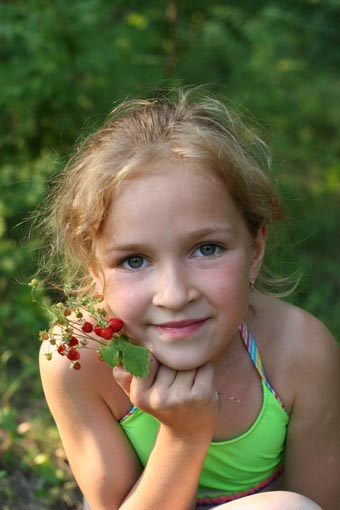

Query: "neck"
left=211, top=326, right=244, bottom=382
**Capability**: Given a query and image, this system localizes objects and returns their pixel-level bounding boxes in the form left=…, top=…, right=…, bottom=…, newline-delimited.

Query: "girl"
left=39, top=90, right=340, bottom=510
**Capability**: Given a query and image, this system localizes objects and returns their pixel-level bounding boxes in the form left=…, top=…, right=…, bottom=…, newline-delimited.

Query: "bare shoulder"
left=39, top=336, right=128, bottom=419
left=250, top=293, right=340, bottom=409
left=40, top=335, right=107, bottom=391
left=252, top=292, right=338, bottom=361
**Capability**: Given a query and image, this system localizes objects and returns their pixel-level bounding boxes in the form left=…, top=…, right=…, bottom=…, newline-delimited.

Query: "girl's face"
left=94, top=159, right=266, bottom=370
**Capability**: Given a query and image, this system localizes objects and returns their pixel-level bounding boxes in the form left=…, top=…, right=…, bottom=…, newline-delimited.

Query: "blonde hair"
left=37, top=89, right=289, bottom=295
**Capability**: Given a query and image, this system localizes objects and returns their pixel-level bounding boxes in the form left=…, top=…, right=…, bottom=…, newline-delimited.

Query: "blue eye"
left=194, top=243, right=222, bottom=257
left=120, top=255, right=148, bottom=270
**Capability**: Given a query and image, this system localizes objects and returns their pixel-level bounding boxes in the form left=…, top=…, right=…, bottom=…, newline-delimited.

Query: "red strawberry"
left=82, top=321, right=93, bottom=333
left=93, top=325, right=114, bottom=340
left=108, top=318, right=124, bottom=332
left=57, top=344, right=67, bottom=356
left=69, top=336, right=79, bottom=347
left=72, top=362, right=81, bottom=370
left=67, top=348, right=80, bottom=361
left=93, top=325, right=101, bottom=336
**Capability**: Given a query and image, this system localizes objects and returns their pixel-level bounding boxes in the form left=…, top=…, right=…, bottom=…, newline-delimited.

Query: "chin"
left=156, top=354, right=206, bottom=371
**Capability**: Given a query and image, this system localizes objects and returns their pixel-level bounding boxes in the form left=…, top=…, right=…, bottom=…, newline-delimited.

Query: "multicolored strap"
left=239, top=322, right=288, bottom=415
left=196, top=463, right=284, bottom=508
left=119, top=405, right=137, bottom=423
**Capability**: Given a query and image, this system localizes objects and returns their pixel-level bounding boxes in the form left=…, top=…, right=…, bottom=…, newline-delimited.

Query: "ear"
left=249, top=225, right=267, bottom=279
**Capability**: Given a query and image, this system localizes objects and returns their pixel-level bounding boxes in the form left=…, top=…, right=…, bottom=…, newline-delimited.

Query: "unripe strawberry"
left=67, top=348, right=80, bottom=361
left=69, top=336, right=79, bottom=347
left=93, top=325, right=113, bottom=340
left=108, top=318, right=124, bottom=332
left=82, top=321, right=93, bottom=333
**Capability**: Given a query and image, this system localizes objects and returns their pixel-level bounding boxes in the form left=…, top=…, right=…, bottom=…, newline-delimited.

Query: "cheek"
left=205, top=261, right=250, bottom=310
left=209, top=256, right=250, bottom=290
left=104, top=280, right=148, bottom=324
left=211, top=278, right=248, bottom=307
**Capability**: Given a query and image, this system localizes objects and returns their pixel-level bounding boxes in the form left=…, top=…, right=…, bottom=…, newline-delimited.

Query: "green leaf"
left=98, top=338, right=149, bottom=378
left=98, top=342, right=121, bottom=368
left=119, top=340, right=149, bottom=379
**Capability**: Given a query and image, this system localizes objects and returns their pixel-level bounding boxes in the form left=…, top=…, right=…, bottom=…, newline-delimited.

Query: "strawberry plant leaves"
left=98, top=342, right=121, bottom=367
left=119, top=340, right=149, bottom=378
left=98, top=337, right=149, bottom=378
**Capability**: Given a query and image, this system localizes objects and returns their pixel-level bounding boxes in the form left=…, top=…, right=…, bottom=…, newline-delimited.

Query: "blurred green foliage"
left=1, top=0, right=339, bottom=508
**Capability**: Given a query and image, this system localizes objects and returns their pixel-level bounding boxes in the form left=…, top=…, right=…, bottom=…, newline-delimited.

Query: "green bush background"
left=1, top=1, right=339, bottom=508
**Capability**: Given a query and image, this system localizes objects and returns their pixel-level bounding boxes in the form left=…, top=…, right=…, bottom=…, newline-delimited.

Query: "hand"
left=113, top=354, right=220, bottom=442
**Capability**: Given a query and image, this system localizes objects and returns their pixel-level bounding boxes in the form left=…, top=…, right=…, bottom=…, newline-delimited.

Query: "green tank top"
left=119, top=323, right=289, bottom=507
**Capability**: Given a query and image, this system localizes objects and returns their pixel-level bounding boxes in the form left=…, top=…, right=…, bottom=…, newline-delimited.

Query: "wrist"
left=158, top=423, right=212, bottom=451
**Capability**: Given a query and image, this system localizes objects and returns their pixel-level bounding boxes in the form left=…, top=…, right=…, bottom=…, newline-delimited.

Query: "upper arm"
left=39, top=342, right=141, bottom=510
left=283, top=317, right=340, bottom=510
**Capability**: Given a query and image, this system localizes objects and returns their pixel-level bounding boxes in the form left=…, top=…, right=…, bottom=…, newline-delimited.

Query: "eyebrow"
left=105, top=227, right=235, bottom=255
left=186, top=226, right=235, bottom=239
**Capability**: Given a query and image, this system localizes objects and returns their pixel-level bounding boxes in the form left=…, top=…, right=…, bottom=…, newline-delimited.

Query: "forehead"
left=103, top=158, right=246, bottom=236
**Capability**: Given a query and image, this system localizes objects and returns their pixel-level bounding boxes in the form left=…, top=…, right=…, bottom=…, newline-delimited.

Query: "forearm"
left=119, top=425, right=210, bottom=510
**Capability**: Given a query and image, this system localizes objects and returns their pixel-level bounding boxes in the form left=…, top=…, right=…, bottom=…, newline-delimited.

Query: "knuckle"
left=113, top=366, right=131, bottom=385
left=191, top=384, right=216, bottom=405
left=150, top=389, right=169, bottom=410
left=129, top=388, right=146, bottom=409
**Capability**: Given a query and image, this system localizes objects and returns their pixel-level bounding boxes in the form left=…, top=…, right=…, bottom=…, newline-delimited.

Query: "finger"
left=139, top=352, right=160, bottom=385
left=128, top=352, right=160, bottom=397
left=151, top=368, right=198, bottom=411
left=153, top=364, right=178, bottom=389
left=192, top=363, right=216, bottom=395
left=144, top=364, right=179, bottom=411
left=113, top=352, right=160, bottom=395
left=170, top=368, right=196, bottom=390
left=195, top=362, right=215, bottom=382
left=113, top=365, right=133, bottom=396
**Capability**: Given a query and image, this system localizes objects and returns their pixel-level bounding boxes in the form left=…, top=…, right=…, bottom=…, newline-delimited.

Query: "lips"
left=157, top=319, right=205, bottom=328
left=154, top=318, right=208, bottom=339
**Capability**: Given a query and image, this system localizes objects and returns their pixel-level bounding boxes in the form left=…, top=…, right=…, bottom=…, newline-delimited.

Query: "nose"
left=152, top=262, right=200, bottom=310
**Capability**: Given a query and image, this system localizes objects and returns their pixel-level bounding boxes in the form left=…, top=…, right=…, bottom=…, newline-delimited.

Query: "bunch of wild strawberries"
left=38, top=293, right=124, bottom=371
left=31, top=279, right=149, bottom=377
